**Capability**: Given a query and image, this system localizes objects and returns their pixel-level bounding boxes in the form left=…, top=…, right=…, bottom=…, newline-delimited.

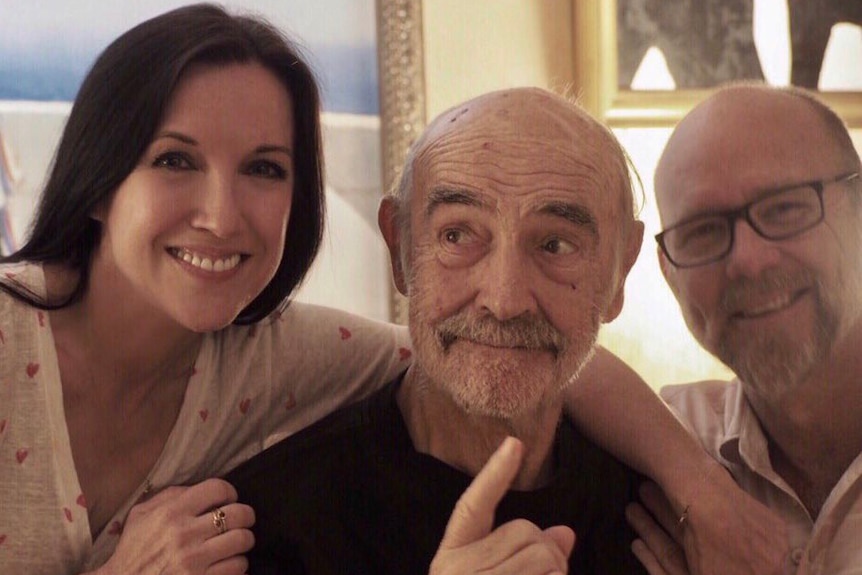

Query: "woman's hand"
left=628, top=477, right=791, bottom=575
left=96, top=478, right=255, bottom=575
left=626, top=483, right=690, bottom=575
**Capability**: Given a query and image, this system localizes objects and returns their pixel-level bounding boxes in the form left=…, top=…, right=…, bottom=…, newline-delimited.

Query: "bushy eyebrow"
left=425, top=187, right=489, bottom=218
left=424, top=188, right=598, bottom=238
left=537, top=201, right=597, bottom=237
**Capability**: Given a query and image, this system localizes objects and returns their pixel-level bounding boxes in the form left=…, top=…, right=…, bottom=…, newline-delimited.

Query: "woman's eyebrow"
left=151, top=133, right=292, bottom=157
left=255, top=144, right=293, bottom=157
left=153, top=131, right=197, bottom=145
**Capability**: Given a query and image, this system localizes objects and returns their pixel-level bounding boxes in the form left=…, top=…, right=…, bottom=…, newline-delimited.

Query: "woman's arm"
left=565, top=346, right=788, bottom=575
left=566, top=346, right=713, bottom=496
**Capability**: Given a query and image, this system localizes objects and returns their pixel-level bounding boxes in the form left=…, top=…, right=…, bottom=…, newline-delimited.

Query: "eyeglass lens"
left=662, top=183, right=822, bottom=266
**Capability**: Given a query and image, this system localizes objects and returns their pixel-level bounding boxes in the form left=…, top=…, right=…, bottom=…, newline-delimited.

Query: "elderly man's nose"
left=474, top=248, right=538, bottom=320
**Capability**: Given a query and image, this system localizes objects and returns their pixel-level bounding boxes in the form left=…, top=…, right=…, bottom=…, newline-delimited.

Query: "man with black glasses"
left=627, top=85, right=862, bottom=574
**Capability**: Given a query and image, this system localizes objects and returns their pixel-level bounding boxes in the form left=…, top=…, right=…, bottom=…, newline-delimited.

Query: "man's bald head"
left=656, top=85, right=859, bottom=222
left=391, top=88, right=640, bottom=248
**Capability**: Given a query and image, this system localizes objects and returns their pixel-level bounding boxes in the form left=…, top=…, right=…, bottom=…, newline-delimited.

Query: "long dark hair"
left=1, top=3, right=325, bottom=324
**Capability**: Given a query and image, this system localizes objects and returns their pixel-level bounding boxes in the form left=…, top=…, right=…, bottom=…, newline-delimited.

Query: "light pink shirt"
left=0, top=263, right=412, bottom=575
left=662, top=380, right=862, bottom=575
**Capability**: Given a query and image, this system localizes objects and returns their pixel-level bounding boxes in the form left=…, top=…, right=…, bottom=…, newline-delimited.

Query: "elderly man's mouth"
left=440, top=335, right=559, bottom=356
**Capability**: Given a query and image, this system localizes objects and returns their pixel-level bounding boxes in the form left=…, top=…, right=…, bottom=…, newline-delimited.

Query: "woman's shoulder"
left=0, top=261, right=79, bottom=303
left=0, top=263, right=51, bottom=368
left=215, top=300, right=409, bottom=349
left=0, top=260, right=44, bottom=286
left=204, top=300, right=411, bottom=406
left=0, top=262, right=46, bottom=309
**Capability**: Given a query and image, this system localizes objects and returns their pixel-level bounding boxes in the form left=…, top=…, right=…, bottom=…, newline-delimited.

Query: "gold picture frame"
left=573, top=0, right=862, bottom=128
left=376, top=0, right=426, bottom=324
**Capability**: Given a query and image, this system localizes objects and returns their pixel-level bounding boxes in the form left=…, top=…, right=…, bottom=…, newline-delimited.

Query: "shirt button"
left=790, top=548, right=805, bottom=566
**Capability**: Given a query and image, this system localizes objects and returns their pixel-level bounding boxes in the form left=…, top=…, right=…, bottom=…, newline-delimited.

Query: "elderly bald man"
left=227, top=87, right=647, bottom=574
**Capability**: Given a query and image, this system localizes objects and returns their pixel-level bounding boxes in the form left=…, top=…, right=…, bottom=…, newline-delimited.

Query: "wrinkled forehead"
left=414, top=89, right=631, bottom=213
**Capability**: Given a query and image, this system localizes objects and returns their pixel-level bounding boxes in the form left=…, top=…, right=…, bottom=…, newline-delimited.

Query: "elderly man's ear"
left=378, top=196, right=409, bottom=296
left=605, top=220, right=645, bottom=323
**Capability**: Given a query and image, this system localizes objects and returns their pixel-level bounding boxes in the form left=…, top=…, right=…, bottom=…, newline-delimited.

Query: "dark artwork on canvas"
left=788, top=0, right=862, bottom=87
left=617, top=0, right=862, bottom=90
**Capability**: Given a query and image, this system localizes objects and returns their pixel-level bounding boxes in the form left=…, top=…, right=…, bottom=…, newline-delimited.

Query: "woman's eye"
left=247, top=160, right=287, bottom=180
left=153, top=152, right=193, bottom=170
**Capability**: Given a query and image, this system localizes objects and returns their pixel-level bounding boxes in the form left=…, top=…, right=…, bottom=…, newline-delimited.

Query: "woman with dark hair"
left=0, top=5, right=408, bottom=574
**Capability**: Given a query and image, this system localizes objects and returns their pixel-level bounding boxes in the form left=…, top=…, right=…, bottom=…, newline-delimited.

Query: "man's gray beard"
left=430, top=310, right=598, bottom=420
left=717, top=286, right=838, bottom=402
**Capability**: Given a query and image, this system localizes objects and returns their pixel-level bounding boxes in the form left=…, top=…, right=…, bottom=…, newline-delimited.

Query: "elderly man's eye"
left=443, top=229, right=463, bottom=244
left=542, top=237, right=576, bottom=255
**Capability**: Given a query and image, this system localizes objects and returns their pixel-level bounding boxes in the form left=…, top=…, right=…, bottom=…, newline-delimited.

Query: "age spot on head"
left=449, top=107, right=470, bottom=123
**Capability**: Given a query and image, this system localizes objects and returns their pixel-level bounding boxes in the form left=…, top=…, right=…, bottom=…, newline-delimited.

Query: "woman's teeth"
left=172, top=248, right=242, bottom=272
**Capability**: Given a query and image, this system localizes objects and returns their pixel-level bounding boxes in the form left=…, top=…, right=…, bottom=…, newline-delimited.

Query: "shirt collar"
left=718, top=379, right=780, bottom=478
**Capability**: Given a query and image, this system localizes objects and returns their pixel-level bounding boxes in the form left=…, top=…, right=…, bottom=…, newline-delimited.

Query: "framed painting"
left=375, top=0, right=426, bottom=324
left=573, top=0, right=862, bottom=127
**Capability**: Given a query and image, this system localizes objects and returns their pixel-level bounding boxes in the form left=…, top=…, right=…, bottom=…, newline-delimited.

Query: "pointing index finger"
left=438, top=436, right=524, bottom=550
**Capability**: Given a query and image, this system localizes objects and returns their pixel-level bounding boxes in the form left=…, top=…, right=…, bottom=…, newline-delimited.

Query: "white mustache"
left=434, top=312, right=566, bottom=355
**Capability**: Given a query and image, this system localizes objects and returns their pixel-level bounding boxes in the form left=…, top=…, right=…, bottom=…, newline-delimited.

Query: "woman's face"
left=94, top=62, right=295, bottom=332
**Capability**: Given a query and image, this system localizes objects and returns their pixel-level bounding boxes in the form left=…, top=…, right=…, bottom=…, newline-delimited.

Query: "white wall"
left=295, top=113, right=392, bottom=321
left=0, top=102, right=69, bottom=244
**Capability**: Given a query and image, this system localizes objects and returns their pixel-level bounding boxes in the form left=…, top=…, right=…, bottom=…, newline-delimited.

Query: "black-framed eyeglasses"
left=656, top=171, right=860, bottom=268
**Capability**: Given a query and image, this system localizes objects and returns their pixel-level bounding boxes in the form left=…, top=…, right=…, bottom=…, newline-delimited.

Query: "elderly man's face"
left=656, top=90, right=862, bottom=402
left=393, top=91, right=639, bottom=419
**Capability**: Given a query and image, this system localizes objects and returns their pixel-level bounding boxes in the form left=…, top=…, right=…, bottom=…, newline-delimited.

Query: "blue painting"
left=0, top=0, right=379, bottom=114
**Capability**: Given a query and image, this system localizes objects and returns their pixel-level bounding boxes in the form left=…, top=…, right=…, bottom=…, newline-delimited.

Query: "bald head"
left=392, top=88, right=639, bottom=238
left=656, top=85, right=860, bottom=226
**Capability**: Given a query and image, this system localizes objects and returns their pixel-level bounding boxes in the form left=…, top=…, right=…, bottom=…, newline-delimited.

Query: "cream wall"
left=419, top=0, right=862, bottom=390
left=422, top=0, right=574, bottom=118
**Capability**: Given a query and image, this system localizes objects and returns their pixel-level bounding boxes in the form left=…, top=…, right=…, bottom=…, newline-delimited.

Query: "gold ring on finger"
left=211, top=507, right=227, bottom=535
